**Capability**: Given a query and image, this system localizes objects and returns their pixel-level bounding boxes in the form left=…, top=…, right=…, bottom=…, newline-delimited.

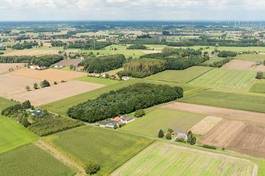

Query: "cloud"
left=0, top=0, right=264, bottom=21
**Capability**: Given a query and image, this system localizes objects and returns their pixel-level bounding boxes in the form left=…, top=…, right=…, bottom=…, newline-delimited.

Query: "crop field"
left=0, top=117, right=37, bottom=153
left=235, top=54, right=265, bottom=62
left=190, top=116, right=223, bottom=135
left=180, top=90, right=265, bottom=114
left=189, top=68, right=256, bottom=91
left=202, top=120, right=246, bottom=147
left=250, top=81, right=265, bottom=94
left=47, top=126, right=152, bottom=176
left=0, top=63, right=25, bottom=74
left=121, top=108, right=205, bottom=138
left=13, top=80, right=103, bottom=106
left=0, top=144, right=75, bottom=176
left=222, top=60, right=256, bottom=70
left=146, top=66, right=213, bottom=84
left=11, top=68, right=87, bottom=82
left=111, top=142, right=256, bottom=176
left=77, top=76, right=120, bottom=86
left=3, top=47, right=62, bottom=56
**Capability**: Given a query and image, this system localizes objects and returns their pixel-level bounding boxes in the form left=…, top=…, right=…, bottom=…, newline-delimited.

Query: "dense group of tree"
left=81, top=54, right=126, bottom=73
left=12, top=41, right=39, bottom=50
left=200, top=58, right=232, bottom=68
left=51, top=40, right=67, bottom=47
left=1, top=100, right=83, bottom=136
left=68, top=83, right=183, bottom=123
left=127, top=44, right=147, bottom=50
left=118, top=59, right=167, bottom=78
left=136, top=48, right=209, bottom=73
left=0, top=55, right=63, bottom=67
left=68, top=40, right=111, bottom=50
left=217, top=51, right=237, bottom=57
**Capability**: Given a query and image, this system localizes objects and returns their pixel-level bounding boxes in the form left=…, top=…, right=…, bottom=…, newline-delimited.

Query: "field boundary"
left=185, top=67, right=215, bottom=83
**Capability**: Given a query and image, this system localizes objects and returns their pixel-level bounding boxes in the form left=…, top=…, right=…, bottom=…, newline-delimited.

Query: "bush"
left=158, top=129, right=164, bottom=138
left=256, top=72, right=264, bottom=79
left=40, top=80, right=50, bottom=88
left=68, top=83, right=183, bottom=123
left=217, top=51, right=237, bottom=57
left=187, top=131, right=197, bottom=145
left=134, top=109, right=145, bottom=118
left=33, top=83, right=39, bottom=89
left=20, top=117, right=31, bottom=128
left=22, top=100, right=32, bottom=109
left=85, top=162, right=101, bottom=175
left=202, top=144, right=217, bottom=150
left=165, top=132, right=172, bottom=140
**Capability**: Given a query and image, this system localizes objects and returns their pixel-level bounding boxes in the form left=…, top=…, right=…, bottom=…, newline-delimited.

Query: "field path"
left=35, top=140, right=86, bottom=176
left=163, top=102, right=265, bottom=125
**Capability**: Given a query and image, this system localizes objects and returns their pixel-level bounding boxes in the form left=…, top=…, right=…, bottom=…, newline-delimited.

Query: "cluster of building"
left=97, top=115, right=135, bottom=129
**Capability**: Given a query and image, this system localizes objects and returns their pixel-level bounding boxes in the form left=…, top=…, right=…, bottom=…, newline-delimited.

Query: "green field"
left=200, top=57, right=229, bottom=66
left=146, top=66, right=213, bottom=84
left=0, top=117, right=37, bottom=154
left=77, top=76, right=120, bottom=86
left=0, top=144, right=74, bottom=176
left=47, top=126, right=152, bottom=176
left=0, top=97, right=16, bottom=111
left=250, top=81, right=265, bottom=94
left=112, top=142, right=255, bottom=176
left=181, top=90, right=265, bottom=113
left=121, top=108, right=205, bottom=138
left=235, top=54, right=265, bottom=62
left=189, top=68, right=256, bottom=91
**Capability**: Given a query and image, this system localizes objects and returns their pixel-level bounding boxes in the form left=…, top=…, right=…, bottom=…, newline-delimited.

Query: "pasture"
left=189, top=68, right=256, bottom=91
left=47, top=126, right=152, bottom=176
left=180, top=90, right=265, bottom=114
left=250, top=81, right=265, bottom=94
left=146, top=66, right=213, bottom=84
left=77, top=76, right=120, bottom=86
left=13, top=80, right=103, bottom=106
left=121, top=108, right=205, bottom=138
left=111, top=142, right=256, bottom=176
left=0, top=145, right=74, bottom=176
left=11, top=68, right=87, bottom=82
left=0, top=117, right=37, bottom=154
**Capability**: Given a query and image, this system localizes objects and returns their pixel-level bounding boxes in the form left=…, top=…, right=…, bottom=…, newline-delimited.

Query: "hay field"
left=0, top=63, right=25, bottom=74
left=190, top=116, right=223, bottom=135
left=11, top=68, right=87, bottom=82
left=189, top=68, right=256, bottom=91
left=111, top=142, right=256, bottom=176
left=0, top=145, right=74, bottom=176
left=13, top=80, right=104, bottom=106
left=222, top=60, right=256, bottom=70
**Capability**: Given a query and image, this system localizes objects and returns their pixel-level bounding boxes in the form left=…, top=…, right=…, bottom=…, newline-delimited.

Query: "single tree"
left=158, top=129, right=164, bottom=138
left=165, top=132, right=172, bottom=140
left=33, top=83, right=39, bottom=89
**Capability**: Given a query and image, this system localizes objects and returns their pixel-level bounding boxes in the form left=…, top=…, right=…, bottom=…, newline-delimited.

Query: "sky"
left=0, top=0, right=265, bottom=21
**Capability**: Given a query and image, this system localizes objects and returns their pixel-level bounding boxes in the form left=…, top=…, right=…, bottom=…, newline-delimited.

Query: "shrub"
left=158, top=129, right=164, bottom=138
left=33, top=83, right=39, bottom=89
left=217, top=51, right=237, bottom=57
left=40, top=80, right=50, bottom=88
left=187, top=131, right=197, bottom=145
left=165, top=132, right=172, bottom=140
left=134, top=109, right=145, bottom=118
left=167, top=128, right=174, bottom=134
left=20, top=117, right=31, bottom=128
left=25, top=86, right=31, bottom=91
left=85, top=162, right=101, bottom=175
left=22, top=100, right=32, bottom=109
left=256, top=72, right=264, bottom=79
left=202, top=144, right=217, bottom=150
left=68, top=83, right=183, bottom=123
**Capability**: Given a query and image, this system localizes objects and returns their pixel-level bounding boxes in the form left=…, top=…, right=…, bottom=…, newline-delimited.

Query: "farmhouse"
left=97, top=115, right=135, bottom=129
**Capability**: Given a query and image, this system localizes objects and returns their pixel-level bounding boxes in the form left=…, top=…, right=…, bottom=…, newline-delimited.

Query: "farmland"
left=235, top=54, right=265, bottom=62
left=0, top=63, right=25, bottom=74
left=146, top=66, right=213, bottom=84
left=77, top=76, right=120, bottom=86
left=189, top=68, right=256, bottom=91
left=121, top=108, right=205, bottom=138
left=112, top=142, right=256, bottom=176
left=250, top=81, right=265, bottom=94
left=46, top=126, right=152, bottom=176
left=0, top=144, right=75, bottom=176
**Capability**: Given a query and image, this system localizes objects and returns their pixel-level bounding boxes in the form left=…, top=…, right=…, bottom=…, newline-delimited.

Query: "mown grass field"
left=250, top=81, right=265, bottom=94
left=111, top=142, right=255, bottom=176
left=0, top=117, right=38, bottom=154
left=189, top=68, right=256, bottom=91
left=47, top=126, right=153, bottom=176
left=77, top=76, right=120, bottom=86
left=121, top=108, right=205, bottom=138
left=0, top=97, right=16, bottom=111
left=180, top=90, right=265, bottom=113
left=235, top=54, right=265, bottom=62
left=146, top=66, right=213, bottom=84
left=0, top=144, right=75, bottom=176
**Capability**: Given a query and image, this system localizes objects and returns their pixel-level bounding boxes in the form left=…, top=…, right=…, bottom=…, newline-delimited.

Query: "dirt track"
left=162, top=102, right=265, bottom=125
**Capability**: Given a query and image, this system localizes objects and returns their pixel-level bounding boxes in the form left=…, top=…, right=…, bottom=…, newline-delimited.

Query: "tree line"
left=68, top=83, right=183, bottom=123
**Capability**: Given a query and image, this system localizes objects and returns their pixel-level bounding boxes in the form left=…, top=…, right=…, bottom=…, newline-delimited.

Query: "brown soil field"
left=229, top=124, right=265, bottom=157
left=12, top=80, right=104, bottom=106
left=256, top=65, right=265, bottom=72
left=190, top=116, right=223, bottom=135
left=11, top=68, right=87, bottom=82
left=201, top=120, right=246, bottom=147
left=162, top=102, right=265, bottom=125
left=0, top=63, right=25, bottom=74
left=222, top=60, right=256, bottom=70
left=0, top=74, right=40, bottom=98
left=4, top=48, right=60, bottom=56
